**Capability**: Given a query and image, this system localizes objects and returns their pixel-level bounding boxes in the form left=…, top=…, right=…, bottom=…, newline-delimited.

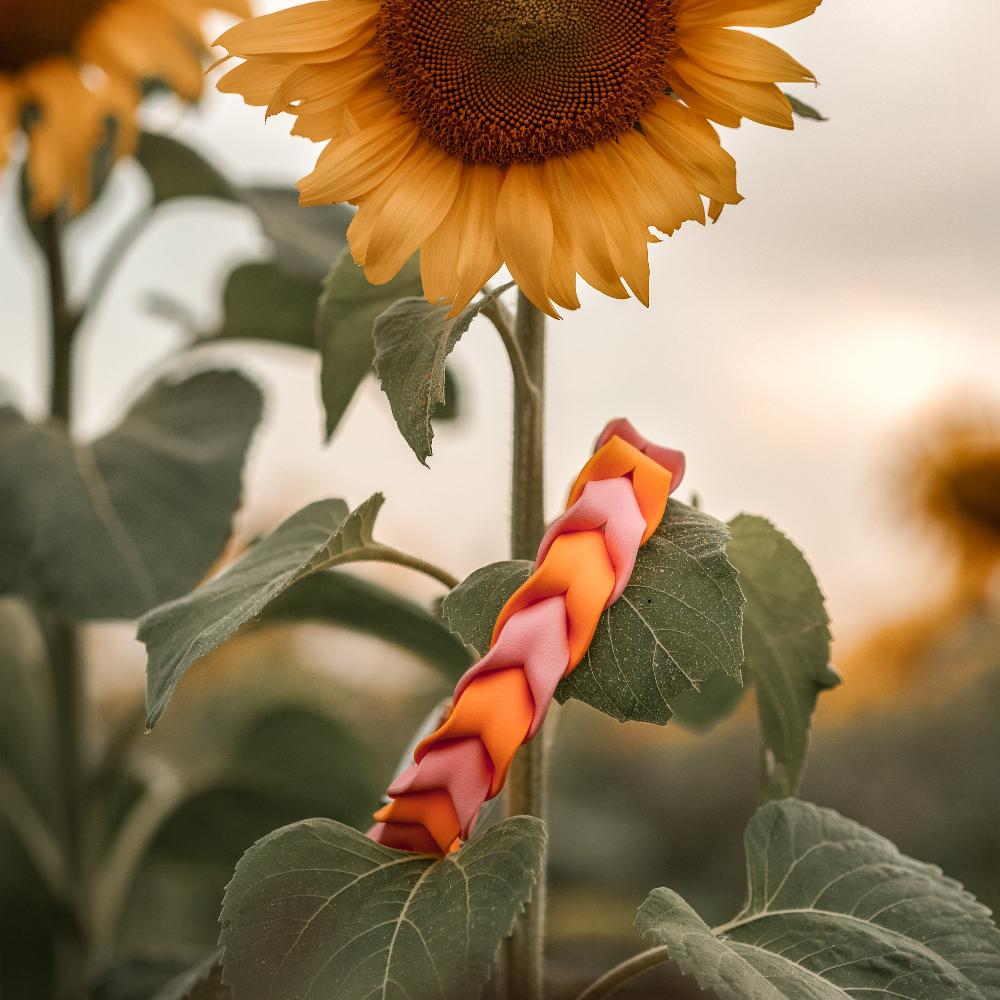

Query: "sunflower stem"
left=504, top=291, right=547, bottom=1000
left=41, top=213, right=91, bottom=1000
left=573, top=947, right=671, bottom=1000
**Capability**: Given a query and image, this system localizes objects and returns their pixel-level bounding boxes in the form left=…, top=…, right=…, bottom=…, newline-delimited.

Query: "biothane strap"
left=368, top=419, right=685, bottom=855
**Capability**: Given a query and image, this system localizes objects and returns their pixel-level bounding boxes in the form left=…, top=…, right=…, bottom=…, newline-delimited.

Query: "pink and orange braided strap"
left=368, top=419, right=685, bottom=855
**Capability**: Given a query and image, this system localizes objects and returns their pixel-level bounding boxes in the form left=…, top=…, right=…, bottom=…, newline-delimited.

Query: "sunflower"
left=899, top=399, right=1000, bottom=586
left=215, top=0, right=819, bottom=315
left=0, top=0, right=250, bottom=216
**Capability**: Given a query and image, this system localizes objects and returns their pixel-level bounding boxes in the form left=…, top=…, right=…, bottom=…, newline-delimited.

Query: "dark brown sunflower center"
left=376, top=0, right=678, bottom=165
left=0, top=0, right=108, bottom=75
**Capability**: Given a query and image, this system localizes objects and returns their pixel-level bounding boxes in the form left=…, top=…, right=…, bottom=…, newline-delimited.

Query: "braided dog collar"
left=369, top=419, right=685, bottom=855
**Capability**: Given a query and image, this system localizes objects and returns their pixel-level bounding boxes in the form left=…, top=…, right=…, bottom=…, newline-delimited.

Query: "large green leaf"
left=728, top=515, right=839, bottom=798
left=134, top=133, right=237, bottom=205
left=0, top=371, right=262, bottom=621
left=210, top=262, right=320, bottom=349
left=219, top=816, right=546, bottom=1000
left=443, top=501, right=744, bottom=725
left=636, top=799, right=1000, bottom=1000
left=669, top=514, right=837, bottom=766
left=372, top=283, right=513, bottom=465
left=256, top=571, right=473, bottom=679
left=141, top=494, right=419, bottom=727
left=241, top=186, right=351, bottom=280
left=318, top=251, right=423, bottom=438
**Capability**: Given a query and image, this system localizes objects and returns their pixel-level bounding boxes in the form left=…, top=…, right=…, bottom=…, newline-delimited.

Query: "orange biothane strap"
left=368, top=421, right=684, bottom=855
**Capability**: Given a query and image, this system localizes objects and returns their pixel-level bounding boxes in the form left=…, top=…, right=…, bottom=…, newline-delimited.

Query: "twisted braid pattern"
left=368, top=419, right=685, bottom=855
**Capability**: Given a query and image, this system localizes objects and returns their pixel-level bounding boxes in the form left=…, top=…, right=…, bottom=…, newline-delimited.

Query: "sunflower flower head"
left=216, top=0, right=820, bottom=315
left=0, top=0, right=250, bottom=216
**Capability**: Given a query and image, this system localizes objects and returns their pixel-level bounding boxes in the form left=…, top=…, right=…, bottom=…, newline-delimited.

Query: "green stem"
left=43, top=615, right=89, bottom=1000
left=353, top=545, right=460, bottom=590
left=574, top=947, right=670, bottom=1000
left=41, top=213, right=90, bottom=1000
left=42, top=214, right=78, bottom=424
left=503, top=291, right=547, bottom=1000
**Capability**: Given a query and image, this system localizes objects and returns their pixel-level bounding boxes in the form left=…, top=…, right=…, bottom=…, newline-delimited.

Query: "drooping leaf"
left=442, top=501, right=744, bottom=726
left=241, top=186, right=351, bottom=280
left=255, top=571, right=473, bottom=679
left=668, top=666, right=746, bottom=731
left=317, top=251, right=423, bottom=438
left=0, top=371, right=262, bottom=621
left=728, top=515, right=838, bottom=798
left=785, top=92, right=828, bottom=121
left=209, top=262, right=320, bottom=348
left=153, top=953, right=228, bottom=1000
left=219, top=816, right=546, bottom=1000
left=669, top=514, right=836, bottom=747
left=134, top=132, right=237, bottom=205
left=636, top=799, right=1000, bottom=1000
left=141, top=494, right=408, bottom=727
left=91, top=956, right=204, bottom=1000
left=372, top=283, right=514, bottom=465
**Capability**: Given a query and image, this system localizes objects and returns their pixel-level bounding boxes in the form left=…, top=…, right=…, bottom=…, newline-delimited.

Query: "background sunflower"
left=0, top=0, right=249, bottom=216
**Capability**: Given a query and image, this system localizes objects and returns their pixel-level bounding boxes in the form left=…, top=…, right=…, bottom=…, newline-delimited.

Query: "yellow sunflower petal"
left=574, top=148, right=651, bottom=305
left=672, top=54, right=794, bottom=128
left=666, top=69, right=744, bottom=127
left=362, top=139, right=463, bottom=286
left=641, top=97, right=741, bottom=205
left=543, top=157, right=629, bottom=300
left=681, top=27, right=815, bottom=83
left=217, top=57, right=295, bottom=107
left=496, top=163, right=558, bottom=318
left=215, top=1, right=378, bottom=57
left=447, top=164, right=504, bottom=314
left=679, top=0, right=822, bottom=29
left=268, top=54, right=381, bottom=117
left=297, top=113, right=419, bottom=205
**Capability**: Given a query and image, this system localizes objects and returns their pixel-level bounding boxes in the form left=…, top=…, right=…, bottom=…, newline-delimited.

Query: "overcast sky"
left=2, top=0, right=998, bottom=649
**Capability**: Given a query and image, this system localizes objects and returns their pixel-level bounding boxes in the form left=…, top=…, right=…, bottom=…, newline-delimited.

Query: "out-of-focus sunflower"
left=215, top=0, right=820, bottom=316
left=828, top=398, right=1000, bottom=716
left=901, top=399, right=1000, bottom=597
left=0, top=0, right=250, bottom=216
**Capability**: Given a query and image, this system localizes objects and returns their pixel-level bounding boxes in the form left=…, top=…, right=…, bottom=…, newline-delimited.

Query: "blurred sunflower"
left=216, top=0, right=820, bottom=315
left=0, top=0, right=249, bottom=216
left=901, top=400, right=1000, bottom=596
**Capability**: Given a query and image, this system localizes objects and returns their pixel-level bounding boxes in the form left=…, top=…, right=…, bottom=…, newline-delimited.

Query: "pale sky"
left=1, top=0, right=998, bottom=651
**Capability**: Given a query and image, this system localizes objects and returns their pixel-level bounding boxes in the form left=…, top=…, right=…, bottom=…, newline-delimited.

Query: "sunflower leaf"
left=152, top=953, right=228, bottom=1000
left=785, top=92, right=828, bottom=121
left=219, top=816, right=546, bottom=1000
left=134, top=132, right=237, bottom=205
left=636, top=799, right=1000, bottom=1000
left=373, top=283, right=515, bottom=465
left=443, top=501, right=744, bottom=725
left=207, top=262, right=320, bottom=348
left=140, top=494, right=411, bottom=727
left=317, top=251, right=423, bottom=439
left=0, top=371, right=261, bottom=621
left=253, top=570, right=473, bottom=681
left=241, top=186, right=352, bottom=280
left=727, top=515, right=838, bottom=798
